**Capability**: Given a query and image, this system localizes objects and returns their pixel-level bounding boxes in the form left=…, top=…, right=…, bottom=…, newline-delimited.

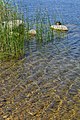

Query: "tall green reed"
left=0, top=0, right=25, bottom=61
left=35, top=9, right=54, bottom=44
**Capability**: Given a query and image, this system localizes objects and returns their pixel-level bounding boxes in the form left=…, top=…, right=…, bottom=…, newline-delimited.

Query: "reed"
left=0, top=0, right=25, bottom=61
left=34, top=9, right=54, bottom=45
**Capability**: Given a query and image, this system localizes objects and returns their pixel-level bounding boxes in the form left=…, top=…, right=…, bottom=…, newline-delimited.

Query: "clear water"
left=12, top=0, right=80, bottom=59
left=1, top=0, right=80, bottom=119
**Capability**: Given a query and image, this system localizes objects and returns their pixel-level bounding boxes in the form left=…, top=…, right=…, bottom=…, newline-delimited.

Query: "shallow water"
left=0, top=0, right=80, bottom=119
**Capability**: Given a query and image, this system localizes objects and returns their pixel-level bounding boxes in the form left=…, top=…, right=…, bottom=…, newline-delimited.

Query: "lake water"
left=1, top=0, right=80, bottom=119
left=15, top=0, right=80, bottom=24
left=14, top=0, right=80, bottom=60
left=11, top=0, right=80, bottom=59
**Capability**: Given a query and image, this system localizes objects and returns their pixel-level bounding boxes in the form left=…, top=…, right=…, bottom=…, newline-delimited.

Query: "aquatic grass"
left=0, top=0, right=25, bottom=61
left=24, top=8, right=58, bottom=52
left=34, top=9, right=54, bottom=45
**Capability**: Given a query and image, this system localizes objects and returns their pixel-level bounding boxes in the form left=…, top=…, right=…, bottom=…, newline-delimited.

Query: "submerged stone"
left=28, top=29, right=36, bottom=36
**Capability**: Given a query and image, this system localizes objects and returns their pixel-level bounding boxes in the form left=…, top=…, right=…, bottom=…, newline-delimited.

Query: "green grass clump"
left=0, top=0, right=25, bottom=61
left=34, top=9, right=54, bottom=44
